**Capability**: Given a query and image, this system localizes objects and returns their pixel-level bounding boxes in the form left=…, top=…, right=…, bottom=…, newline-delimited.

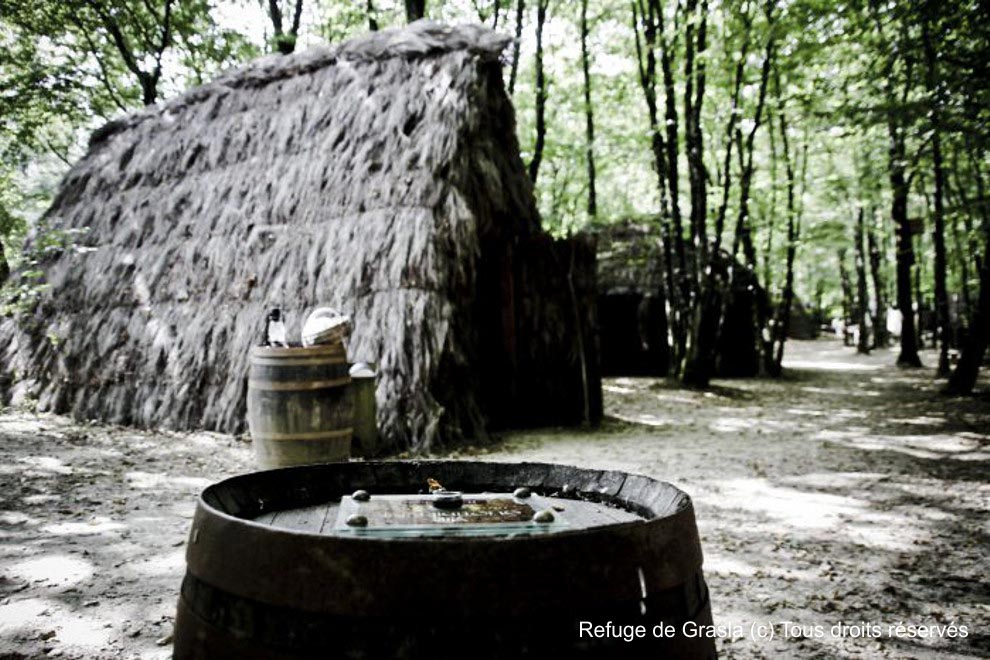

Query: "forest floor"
left=0, top=337, right=988, bottom=659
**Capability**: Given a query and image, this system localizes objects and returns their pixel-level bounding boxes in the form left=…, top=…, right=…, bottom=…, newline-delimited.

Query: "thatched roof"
left=593, top=219, right=666, bottom=295
left=0, top=21, right=564, bottom=451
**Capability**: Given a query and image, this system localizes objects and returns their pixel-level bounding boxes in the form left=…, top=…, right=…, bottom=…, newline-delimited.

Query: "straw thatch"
left=0, top=21, right=600, bottom=452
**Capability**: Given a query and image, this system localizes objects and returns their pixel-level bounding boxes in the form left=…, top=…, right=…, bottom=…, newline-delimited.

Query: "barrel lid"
left=333, top=492, right=579, bottom=538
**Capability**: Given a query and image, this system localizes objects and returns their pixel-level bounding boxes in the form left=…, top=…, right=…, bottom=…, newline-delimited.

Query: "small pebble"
left=561, top=484, right=574, bottom=494
left=352, top=490, right=370, bottom=502
left=156, top=633, right=174, bottom=646
left=513, top=487, right=531, bottom=499
left=533, top=509, right=555, bottom=523
left=346, top=514, right=368, bottom=527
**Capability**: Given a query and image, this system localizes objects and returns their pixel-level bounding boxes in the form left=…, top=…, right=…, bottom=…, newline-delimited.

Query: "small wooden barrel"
left=246, top=344, right=353, bottom=468
left=173, top=461, right=717, bottom=659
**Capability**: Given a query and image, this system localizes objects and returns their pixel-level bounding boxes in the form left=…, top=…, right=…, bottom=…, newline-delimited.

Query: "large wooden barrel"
left=246, top=344, right=353, bottom=468
left=173, top=461, right=717, bottom=659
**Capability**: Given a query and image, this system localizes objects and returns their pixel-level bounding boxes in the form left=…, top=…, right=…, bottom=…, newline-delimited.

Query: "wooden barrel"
left=246, top=344, right=353, bottom=468
left=173, top=461, right=717, bottom=659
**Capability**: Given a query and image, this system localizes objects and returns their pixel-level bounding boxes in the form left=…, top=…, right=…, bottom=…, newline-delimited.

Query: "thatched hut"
left=594, top=220, right=669, bottom=376
left=0, top=22, right=600, bottom=452
left=594, top=219, right=767, bottom=377
left=785, top=296, right=821, bottom=340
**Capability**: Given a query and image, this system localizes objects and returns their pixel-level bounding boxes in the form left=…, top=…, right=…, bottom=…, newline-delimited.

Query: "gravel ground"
left=1, top=338, right=988, bottom=659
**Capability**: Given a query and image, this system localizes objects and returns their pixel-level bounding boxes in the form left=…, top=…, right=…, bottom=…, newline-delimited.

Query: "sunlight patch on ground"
left=125, top=471, right=212, bottom=490
left=23, top=494, right=62, bottom=505
left=709, top=417, right=800, bottom=433
left=785, top=408, right=830, bottom=417
left=41, top=517, right=126, bottom=536
left=608, top=412, right=673, bottom=427
left=0, top=510, right=41, bottom=526
left=654, top=393, right=703, bottom=405
left=709, top=417, right=753, bottom=433
left=698, top=478, right=867, bottom=529
left=611, top=377, right=650, bottom=389
left=0, top=597, right=114, bottom=649
left=7, top=554, right=93, bottom=587
left=128, top=549, right=185, bottom=577
left=0, top=597, right=53, bottom=632
left=705, top=554, right=821, bottom=582
left=17, top=456, right=74, bottom=475
left=780, top=472, right=888, bottom=490
left=887, top=415, right=946, bottom=427
left=696, top=478, right=923, bottom=549
left=53, top=614, right=114, bottom=648
left=785, top=359, right=884, bottom=372
left=0, top=419, right=52, bottom=435
left=822, top=433, right=990, bottom=460
left=603, top=384, right=637, bottom=395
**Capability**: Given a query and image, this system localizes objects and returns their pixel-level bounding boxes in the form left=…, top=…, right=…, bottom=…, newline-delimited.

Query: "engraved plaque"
left=334, top=493, right=567, bottom=538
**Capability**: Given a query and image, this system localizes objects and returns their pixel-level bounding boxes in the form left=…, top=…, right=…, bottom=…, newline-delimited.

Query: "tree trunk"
left=632, top=0, right=675, bottom=375
left=580, top=0, right=597, bottom=218
left=922, top=20, right=951, bottom=376
left=770, top=84, right=798, bottom=374
left=681, top=0, right=718, bottom=389
left=651, top=0, right=687, bottom=370
left=508, top=0, right=525, bottom=95
left=839, top=249, right=855, bottom=346
left=867, top=212, right=889, bottom=348
left=367, top=0, right=379, bottom=30
left=732, top=2, right=776, bottom=267
left=855, top=207, right=872, bottom=354
left=714, top=6, right=753, bottom=252
left=948, top=198, right=972, bottom=325
left=0, top=238, right=9, bottom=286
left=267, top=0, right=304, bottom=54
left=87, top=0, right=174, bottom=105
left=485, top=0, right=503, bottom=27
left=527, top=0, right=548, bottom=184
left=946, top=215, right=990, bottom=394
left=891, top=149, right=921, bottom=363
left=763, top=108, right=778, bottom=291
left=872, top=6, right=922, bottom=367
left=405, top=0, right=426, bottom=22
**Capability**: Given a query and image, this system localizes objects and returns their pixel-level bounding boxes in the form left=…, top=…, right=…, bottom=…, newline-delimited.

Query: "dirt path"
left=1, top=338, right=988, bottom=658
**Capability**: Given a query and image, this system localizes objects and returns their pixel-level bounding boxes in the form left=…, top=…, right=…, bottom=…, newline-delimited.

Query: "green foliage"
left=0, top=0, right=986, bottom=325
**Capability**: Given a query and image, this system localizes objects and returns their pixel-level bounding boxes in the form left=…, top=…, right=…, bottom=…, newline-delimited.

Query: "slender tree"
left=0, top=238, right=8, bottom=286
left=921, top=13, right=951, bottom=375
left=508, top=0, right=525, bottom=94
left=77, top=0, right=176, bottom=105
left=527, top=0, right=549, bottom=183
left=731, top=0, right=776, bottom=268
left=873, top=5, right=922, bottom=367
left=946, top=215, right=990, bottom=394
left=854, top=207, right=872, bottom=354
left=839, top=248, right=855, bottom=346
left=263, top=0, right=304, bottom=54
left=770, top=69, right=802, bottom=373
left=580, top=0, right=597, bottom=217
left=867, top=211, right=889, bottom=347
left=367, top=0, right=379, bottom=31
left=632, top=0, right=676, bottom=374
